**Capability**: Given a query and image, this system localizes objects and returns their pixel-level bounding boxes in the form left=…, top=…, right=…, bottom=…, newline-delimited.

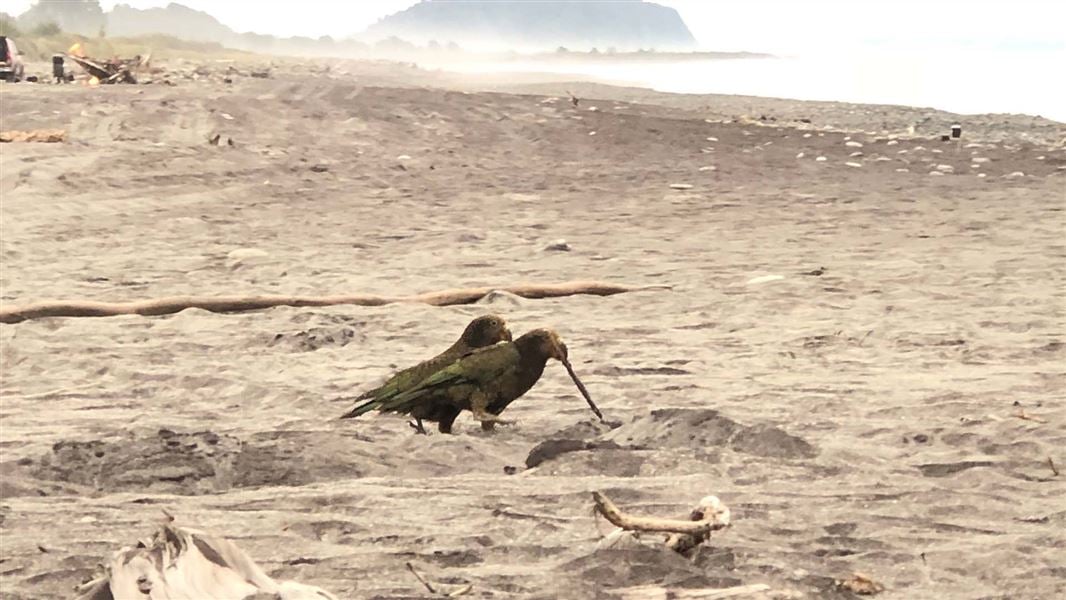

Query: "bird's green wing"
left=340, top=345, right=466, bottom=419
left=376, top=343, right=521, bottom=414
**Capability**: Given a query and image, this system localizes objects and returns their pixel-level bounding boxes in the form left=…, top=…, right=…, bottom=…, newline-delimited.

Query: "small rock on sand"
left=698, top=166, right=716, bottom=172
left=669, top=183, right=694, bottom=190
left=706, top=136, right=718, bottom=142
left=845, top=162, right=863, bottom=168
left=845, top=141, right=863, bottom=148
left=936, top=164, right=954, bottom=172
left=1006, top=171, right=1025, bottom=178
left=815, top=156, right=827, bottom=162
left=796, top=152, right=805, bottom=158
left=544, top=239, right=571, bottom=252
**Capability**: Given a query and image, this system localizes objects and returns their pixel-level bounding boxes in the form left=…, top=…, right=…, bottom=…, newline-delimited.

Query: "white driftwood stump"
left=74, top=521, right=337, bottom=600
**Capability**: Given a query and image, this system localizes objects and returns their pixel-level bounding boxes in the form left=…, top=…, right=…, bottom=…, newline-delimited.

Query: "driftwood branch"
left=592, top=491, right=731, bottom=556
left=1, top=129, right=67, bottom=143
left=406, top=562, right=437, bottom=594
left=0, top=281, right=670, bottom=324
left=405, top=561, right=473, bottom=598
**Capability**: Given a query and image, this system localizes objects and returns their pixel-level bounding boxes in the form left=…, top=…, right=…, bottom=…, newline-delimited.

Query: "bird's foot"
left=480, top=420, right=517, bottom=432
left=473, top=410, right=514, bottom=430
left=408, top=419, right=428, bottom=435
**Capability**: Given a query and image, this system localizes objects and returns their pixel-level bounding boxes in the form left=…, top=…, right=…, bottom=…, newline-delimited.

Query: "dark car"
left=1, top=36, right=26, bottom=82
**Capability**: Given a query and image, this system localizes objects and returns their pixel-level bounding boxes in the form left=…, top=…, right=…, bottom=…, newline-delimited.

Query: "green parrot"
left=340, top=314, right=511, bottom=425
left=360, top=328, right=602, bottom=434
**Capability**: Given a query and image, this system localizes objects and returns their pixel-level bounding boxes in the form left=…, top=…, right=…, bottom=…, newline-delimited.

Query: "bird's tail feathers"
left=339, top=397, right=379, bottom=419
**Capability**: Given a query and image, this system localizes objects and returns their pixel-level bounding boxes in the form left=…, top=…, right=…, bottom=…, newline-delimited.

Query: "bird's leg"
left=470, top=391, right=514, bottom=428
left=438, top=408, right=461, bottom=434
left=408, top=419, right=427, bottom=435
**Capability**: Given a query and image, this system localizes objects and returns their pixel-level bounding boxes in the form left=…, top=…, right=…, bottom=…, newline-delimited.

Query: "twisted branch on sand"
left=592, top=491, right=731, bottom=556
left=0, top=281, right=670, bottom=324
left=406, top=562, right=473, bottom=598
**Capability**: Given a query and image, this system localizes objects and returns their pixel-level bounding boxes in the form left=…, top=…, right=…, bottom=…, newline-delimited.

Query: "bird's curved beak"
left=558, top=348, right=604, bottom=422
left=502, top=327, right=513, bottom=342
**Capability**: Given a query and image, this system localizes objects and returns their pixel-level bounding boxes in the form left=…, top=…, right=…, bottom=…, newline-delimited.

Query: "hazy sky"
left=6, top=0, right=1065, bottom=54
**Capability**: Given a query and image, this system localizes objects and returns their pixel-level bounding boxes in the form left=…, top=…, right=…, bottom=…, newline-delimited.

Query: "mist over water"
left=438, top=49, right=1066, bottom=122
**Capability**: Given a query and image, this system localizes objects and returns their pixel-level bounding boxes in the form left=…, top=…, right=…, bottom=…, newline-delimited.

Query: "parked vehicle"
left=1, top=36, right=26, bottom=82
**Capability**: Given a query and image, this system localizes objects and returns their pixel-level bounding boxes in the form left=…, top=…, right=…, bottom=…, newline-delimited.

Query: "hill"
left=362, top=0, right=697, bottom=51
left=107, top=2, right=235, bottom=43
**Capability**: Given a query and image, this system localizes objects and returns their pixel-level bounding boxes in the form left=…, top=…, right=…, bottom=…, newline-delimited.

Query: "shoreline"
left=9, top=42, right=1063, bottom=126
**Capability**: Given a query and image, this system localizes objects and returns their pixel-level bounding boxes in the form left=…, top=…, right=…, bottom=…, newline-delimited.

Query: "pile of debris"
left=68, top=55, right=147, bottom=85
left=65, top=43, right=148, bottom=85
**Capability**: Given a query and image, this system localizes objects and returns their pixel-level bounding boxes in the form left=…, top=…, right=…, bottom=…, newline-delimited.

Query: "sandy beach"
left=1, top=58, right=1064, bottom=599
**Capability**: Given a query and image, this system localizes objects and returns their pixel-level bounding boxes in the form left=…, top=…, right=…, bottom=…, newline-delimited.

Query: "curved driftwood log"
left=592, top=491, right=731, bottom=556
left=0, top=281, right=670, bottom=324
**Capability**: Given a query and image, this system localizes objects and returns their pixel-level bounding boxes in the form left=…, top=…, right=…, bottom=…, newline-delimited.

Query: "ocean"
left=441, top=50, right=1066, bottom=122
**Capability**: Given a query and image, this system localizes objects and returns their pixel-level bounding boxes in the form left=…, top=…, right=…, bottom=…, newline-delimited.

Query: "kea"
left=340, top=314, right=511, bottom=425
left=359, top=328, right=603, bottom=434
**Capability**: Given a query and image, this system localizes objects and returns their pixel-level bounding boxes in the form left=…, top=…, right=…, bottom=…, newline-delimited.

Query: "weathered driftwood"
left=0, top=129, right=66, bottom=143
left=836, top=572, right=885, bottom=595
left=405, top=562, right=473, bottom=598
left=0, top=281, right=669, bottom=324
left=592, top=491, right=731, bottom=556
left=74, top=522, right=337, bottom=600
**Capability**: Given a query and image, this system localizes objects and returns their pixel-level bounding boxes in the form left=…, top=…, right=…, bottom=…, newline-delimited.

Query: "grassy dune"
left=12, top=32, right=253, bottom=62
